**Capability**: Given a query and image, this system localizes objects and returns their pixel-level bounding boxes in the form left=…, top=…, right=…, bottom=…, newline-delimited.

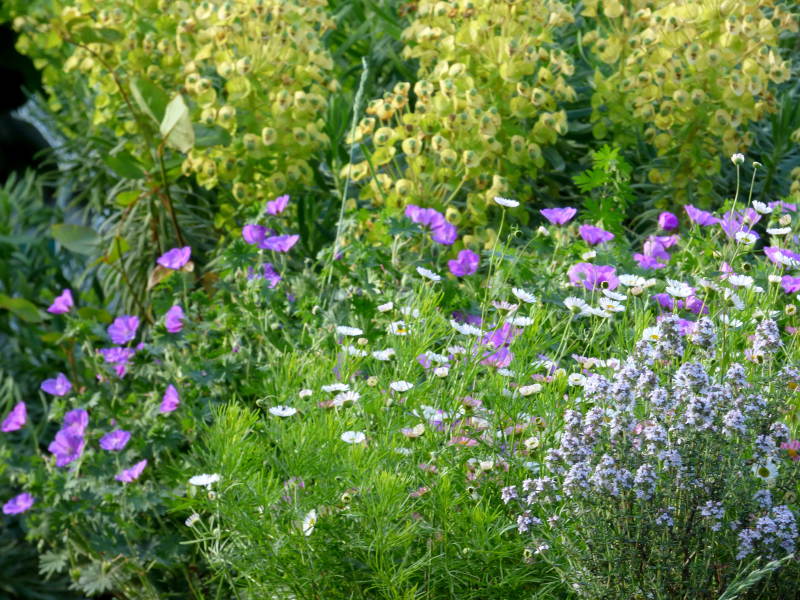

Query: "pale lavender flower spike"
left=115, top=459, right=147, bottom=483
left=47, top=289, right=74, bottom=314
left=157, top=246, right=191, bottom=270
left=41, top=373, right=72, bottom=396
left=1, top=401, right=26, bottom=432
left=107, top=315, right=140, bottom=344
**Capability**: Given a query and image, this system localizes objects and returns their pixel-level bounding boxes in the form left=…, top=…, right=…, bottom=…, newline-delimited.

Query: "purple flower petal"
left=781, top=276, right=800, bottom=294
left=107, top=315, right=140, bottom=345
left=48, top=429, right=85, bottom=467
left=40, top=373, right=72, bottom=397
left=265, top=194, right=290, bottom=216
left=99, top=429, right=131, bottom=451
left=259, top=234, right=299, bottom=252
left=98, top=347, right=136, bottom=365
left=157, top=246, right=191, bottom=270
left=63, top=409, right=89, bottom=434
left=165, top=305, right=185, bottom=333
left=160, top=384, right=180, bottom=413
left=540, top=207, right=577, bottom=225
left=567, top=263, right=619, bottom=291
left=242, top=225, right=267, bottom=245
left=1, top=402, right=26, bottom=432
left=263, top=263, right=281, bottom=288
left=685, top=205, right=719, bottom=226
left=2, top=492, right=34, bottom=515
left=657, top=212, right=679, bottom=230
left=47, top=289, right=74, bottom=314
left=115, top=459, right=147, bottom=483
left=447, top=249, right=480, bottom=277
left=579, top=225, right=614, bottom=245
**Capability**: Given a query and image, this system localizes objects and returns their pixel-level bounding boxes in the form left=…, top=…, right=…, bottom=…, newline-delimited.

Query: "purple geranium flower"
left=40, top=373, right=72, bottom=397
left=685, top=205, right=719, bottom=226
left=405, top=204, right=458, bottom=245
left=99, top=429, right=131, bottom=451
left=160, top=384, right=180, bottom=413
left=633, top=254, right=667, bottom=270
left=115, top=459, right=147, bottom=483
left=651, top=293, right=683, bottom=311
left=719, top=210, right=759, bottom=239
left=108, top=315, right=139, bottom=344
left=63, top=409, right=89, bottom=434
left=266, top=194, right=290, bottom=215
left=1, top=402, right=26, bottom=432
left=98, top=347, right=136, bottom=365
left=47, top=289, right=74, bottom=314
left=157, top=246, right=191, bottom=270
left=430, top=221, right=458, bottom=245
left=770, top=201, right=797, bottom=213
left=2, top=492, right=34, bottom=515
left=482, top=323, right=518, bottom=348
left=643, top=238, right=670, bottom=261
left=481, top=346, right=513, bottom=368
left=242, top=225, right=267, bottom=245
left=764, top=247, right=800, bottom=267
left=685, top=296, right=709, bottom=315
left=567, top=263, right=619, bottom=291
left=781, top=276, right=800, bottom=294
left=263, top=263, right=281, bottom=288
left=658, top=212, right=679, bottom=230
left=165, top=305, right=185, bottom=333
left=540, top=207, right=577, bottom=225
left=48, top=429, right=85, bottom=467
left=259, top=234, right=299, bottom=252
left=579, top=225, right=614, bottom=245
left=448, top=249, right=479, bottom=277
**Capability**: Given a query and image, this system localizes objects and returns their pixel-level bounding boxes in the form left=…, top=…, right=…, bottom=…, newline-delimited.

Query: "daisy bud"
left=630, top=286, right=645, bottom=296
left=731, top=153, right=745, bottom=165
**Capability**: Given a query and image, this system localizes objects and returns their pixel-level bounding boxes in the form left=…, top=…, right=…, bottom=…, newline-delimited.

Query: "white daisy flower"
left=299, top=389, right=313, bottom=398
left=340, top=431, right=366, bottom=444
left=618, top=274, right=647, bottom=287
left=641, top=327, right=660, bottom=341
left=493, top=300, right=519, bottom=311
left=582, top=306, right=609, bottom=318
left=730, top=153, right=745, bottom=165
left=269, top=405, right=298, bottom=417
left=767, top=227, right=791, bottom=235
left=735, top=231, right=757, bottom=244
left=390, top=380, right=414, bottom=392
left=447, top=345, right=467, bottom=355
left=568, top=373, right=586, bottom=386
left=302, top=509, right=317, bottom=536
left=185, top=512, right=201, bottom=527
left=494, top=196, right=519, bottom=208
left=332, top=390, right=360, bottom=406
left=399, top=306, right=420, bottom=318
left=727, top=274, right=754, bottom=288
left=722, top=287, right=744, bottom=310
left=416, top=266, right=441, bottom=281
left=752, top=200, right=772, bottom=214
left=426, top=351, right=451, bottom=364
left=389, top=320, right=409, bottom=335
left=336, top=325, right=363, bottom=336
left=665, top=279, right=693, bottom=298
left=519, top=384, right=542, bottom=396
left=377, top=301, right=394, bottom=312
left=433, top=366, right=450, bottom=377
left=372, top=348, right=396, bottom=361
left=564, top=297, right=588, bottom=312
left=768, top=274, right=783, bottom=284
left=450, top=319, right=483, bottom=336
left=602, top=289, right=626, bottom=301
left=189, top=473, right=221, bottom=487
left=508, top=316, right=534, bottom=327
left=512, top=287, right=537, bottom=303
left=342, top=345, right=368, bottom=357
left=321, top=383, right=349, bottom=393
left=752, top=460, right=778, bottom=484
left=598, top=298, right=625, bottom=313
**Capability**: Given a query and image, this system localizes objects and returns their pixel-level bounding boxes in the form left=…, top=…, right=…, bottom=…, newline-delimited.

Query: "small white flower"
left=602, top=289, right=626, bottom=301
left=299, top=389, right=313, bottom=398
left=581, top=250, right=596, bottom=260
left=719, top=314, right=743, bottom=328
left=727, top=274, right=754, bottom=288
left=519, top=384, right=542, bottom=396
left=321, top=383, right=349, bottom=393
left=336, top=325, right=363, bottom=336
left=332, top=390, right=360, bottom=406
left=447, top=345, right=467, bottom=355
left=377, top=301, right=394, bottom=312
left=416, top=266, right=441, bottom=281
left=768, top=274, right=783, bottom=284
left=497, top=368, right=516, bottom=377
left=185, top=512, right=201, bottom=527
left=394, top=447, right=412, bottom=456
left=537, top=225, right=550, bottom=236
left=342, top=344, right=368, bottom=357
left=372, top=348, right=396, bottom=361
left=390, top=380, right=414, bottom=392
left=269, top=405, right=297, bottom=417
left=426, top=351, right=450, bottom=364
left=189, top=473, right=221, bottom=487
left=735, top=231, right=757, bottom=245
left=731, top=153, right=745, bottom=165
left=752, top=460, right=779, bottom=485
left=722, top=287, right=744, bottom=310
left=618, top=274, right=647, bottom=287
left=433, top=366, right=450, bottom=377
left=564, top=297, right=588, bottom=312
left=340, top=431, right=366, bottom=444
left=753, top=200, right=772, bottom=214
left=302, top=509, right=317, bottom=536
left=582, top=306, right=610, bottom=318
left=493, top=300, right=519, bottom=311
left=767, top=227, right=791, bottom=235
left=389, top=320, right=409, bottom=335
left=512, top=288, right=537, bottom=303
left=598, top=298, right=625, bottom=313
left=508, top=316, right=534, bottom=327
left=665, top=279, right=693, bottom=298
left=642, top=327, right=660, bottom=340
left=568, top=373, right=586, bottom=386
left=399, top=306, right=421, bottom=318
left=450, top=319, right=483, bottom=336
left=494, top=196, right=519, bottom=208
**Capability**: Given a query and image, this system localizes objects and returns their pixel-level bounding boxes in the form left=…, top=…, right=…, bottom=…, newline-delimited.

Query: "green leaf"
left=542, top=146, right=565, bottom=172
left=115, top=190, right=141, bottom=207
left=130, top=77, right=169, bottom=124
left=105, top=235, right=130, bottom=263
left=0, top=293, right=44, bottom=323
left=77, top=306, right=112, bottom=323
left=51, top=223, right=100, bottom=255
left=71, top=26, right=123, bottom=45
left=160, top=95, right=195, bottom=153
left=193, top=124, right=232, bottom=148
left=103, top=151, right=145, bottom=179
left=39, top=550, right=69, bottom=577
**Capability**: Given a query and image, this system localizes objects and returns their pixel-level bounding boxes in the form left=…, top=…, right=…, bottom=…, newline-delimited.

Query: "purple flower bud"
left=1, top=402, right=26, bottom=432
left=157, top=246, right=191, bottom=270
left=47, top=289, right=74, bottom=314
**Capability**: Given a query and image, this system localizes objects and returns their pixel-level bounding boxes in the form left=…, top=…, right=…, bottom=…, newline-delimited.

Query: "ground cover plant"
left=1, top=1, right=800, bottom=599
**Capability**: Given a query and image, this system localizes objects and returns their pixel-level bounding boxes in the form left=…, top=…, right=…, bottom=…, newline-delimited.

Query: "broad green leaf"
left=130, top=77, right=168, bottom=124
left=105, top=235, right=130, bottom=263
left=160, top=95, right=195, bottom=153
left=51, top=223, right=99, bottom=255
left=115, top=190, right=141, bottom=207
left=193, top=124, right=232, bottom=148
left=103, top=151, right=145, bottom=179
left=0, top=294, right=43, bottom=323
left=71, top=26, right=123, bottom=45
